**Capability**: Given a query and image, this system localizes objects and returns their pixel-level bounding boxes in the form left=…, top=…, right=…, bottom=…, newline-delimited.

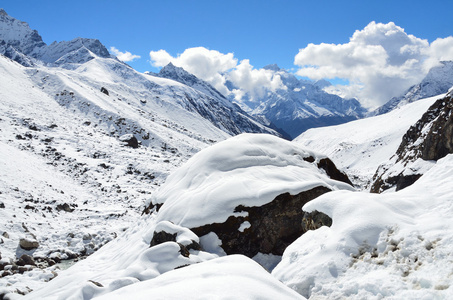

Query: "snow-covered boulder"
left=371, top=91, right=453, bottom=193
left=149, top=133, right=354, bottom=257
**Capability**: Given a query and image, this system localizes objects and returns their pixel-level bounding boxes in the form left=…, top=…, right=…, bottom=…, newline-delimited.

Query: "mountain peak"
left=263, top=64, right=281, bottom=72
left=159, top=63, right=197, bottom=82
left=0, top=9, right=45, bottom=55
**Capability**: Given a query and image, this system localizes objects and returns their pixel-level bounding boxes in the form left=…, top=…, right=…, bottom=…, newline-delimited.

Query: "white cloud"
left=149, top=47, right=285, bottom=100
left=294, top=21, right=453, bottom=108
left=110, top=47, right=141, bottom=62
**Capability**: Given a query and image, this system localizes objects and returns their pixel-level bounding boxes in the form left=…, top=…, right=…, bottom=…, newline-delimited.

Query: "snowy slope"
left=294, top=94, right=444, bottom=189
left=372, top=61, right=453, bottom=115
left=273, top=154, right=453, bottom=299
left=0, top=9, right=282, bottom=297
left=14, top=133, right=344, bottom=300
left=230, top=65, right=366, bottom=139
left=0, top=52, right=230, bottom=295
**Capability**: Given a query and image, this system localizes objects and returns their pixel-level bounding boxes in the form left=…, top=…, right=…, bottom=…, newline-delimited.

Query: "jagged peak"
left=0, top=8, right=7, bottom=16
left=263, top=64, right=281, bottom=72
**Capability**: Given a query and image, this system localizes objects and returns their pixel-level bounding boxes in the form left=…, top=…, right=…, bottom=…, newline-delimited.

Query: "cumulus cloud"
left=150, top=47, right=236, bottom=95
left=294, top=21, right=453, bottom=108
left=110, top=47, right=141, bottom=62
left=228, top=59, right=285, bottom=101
left=149, top=47, right=285, bottom=100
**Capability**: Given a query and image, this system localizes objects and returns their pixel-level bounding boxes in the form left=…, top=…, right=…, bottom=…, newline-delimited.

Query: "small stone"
left=100, top=87, right=109, bottom=96
left=16, top=254, right=35, bottom=266
left=19, top=237, right=39, bottom=250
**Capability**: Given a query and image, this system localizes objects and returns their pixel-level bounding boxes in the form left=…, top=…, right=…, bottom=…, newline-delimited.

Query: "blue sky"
left=2, top=0, right=453, bottom=107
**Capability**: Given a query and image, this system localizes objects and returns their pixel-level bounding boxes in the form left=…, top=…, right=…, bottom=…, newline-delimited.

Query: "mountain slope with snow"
left=154, top=63, right=278, bottom=136
left=372, top=61, right=453, bottom=115
left=294, top=94, right=444, bottom=188
left=0, top=9, right=277, bottom=296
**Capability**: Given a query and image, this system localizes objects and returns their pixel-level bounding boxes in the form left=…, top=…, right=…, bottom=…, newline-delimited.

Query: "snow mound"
left=95, top=255, right=305, bottom=300
left=152, top=133, right=354, bottom=228
left=273, top=154, right=453, bottom=299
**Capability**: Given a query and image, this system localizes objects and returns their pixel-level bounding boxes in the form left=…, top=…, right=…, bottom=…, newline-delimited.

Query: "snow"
left=294, top=94, right=445, bottom=189
left=3, top=9, right=453, bottom=300
left=152, top=133, right=354, bottom=229
left=273, top=154, right=453, bottom=299
left=94, top=255, right=305, bottom=300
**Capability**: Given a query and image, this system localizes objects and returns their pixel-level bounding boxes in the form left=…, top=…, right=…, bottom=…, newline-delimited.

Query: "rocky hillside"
left=371, top=91, right=453, bottom=193
left=293, top=94, right=442, bottom=189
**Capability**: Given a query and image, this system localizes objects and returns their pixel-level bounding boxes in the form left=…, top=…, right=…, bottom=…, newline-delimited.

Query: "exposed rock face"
left=119, top=134, right=139, bottom=148
left=371, top=92, right=453, bottom=193
left=301, top=210, right=332, bottom=232
left=191, top=186, right=332, bottom=257
left=317, top=158, right=353, bottom=186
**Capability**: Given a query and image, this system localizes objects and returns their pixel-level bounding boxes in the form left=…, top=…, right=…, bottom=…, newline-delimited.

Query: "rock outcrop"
left=190, top=186, right=332, bottom=257
left=371, top=91, right=453, bottom=193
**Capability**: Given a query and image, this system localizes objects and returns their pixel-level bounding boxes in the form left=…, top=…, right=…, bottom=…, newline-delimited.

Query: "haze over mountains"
left=1, top=8, right=453, bottom=300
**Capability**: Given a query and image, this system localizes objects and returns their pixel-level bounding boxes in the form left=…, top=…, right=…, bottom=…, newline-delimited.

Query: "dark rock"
left=150, top=227, right=202, bottom=257
left=317, top=158, right=353, bottom=186
left=150, top=231, right=177, bottom=247
left=100, top=87, right=109, bottom=96
left=56, top=203, right=74, bottom=212
left=19, top=238, right=39, bottom=250
left=119, top=134, right=139, bottom=148
left=301, top=210, right=332, bottom=232
left=18, top=266, right=31, bottom=274
left=191, top=186, right=331, bottom=257
left=0, top=202, right=4, bottom=209
left=16, top=254, right=35, bottom=266
left=1, top=270, right=13, bottom=278
left=142, top=202, right=162, bottom=215
left=88, top=280, right=104, bottom=287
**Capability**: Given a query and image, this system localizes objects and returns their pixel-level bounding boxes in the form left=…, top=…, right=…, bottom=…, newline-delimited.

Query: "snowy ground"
left=0, top=53, right=229, bottom=296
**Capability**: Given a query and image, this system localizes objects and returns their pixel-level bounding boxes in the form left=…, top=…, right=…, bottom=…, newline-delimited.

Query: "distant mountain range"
left=227, top=64, right=367, bottom=139
left=0, top=8, right=277, bottom=139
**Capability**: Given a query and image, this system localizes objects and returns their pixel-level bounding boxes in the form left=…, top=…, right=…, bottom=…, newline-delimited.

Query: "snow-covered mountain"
left=2, top=8, right=453, bottom=300
left=153, top=62, right=277, bottom=136
left=230, top=64, right=367, bottom=139
left=372, top=61, right=453, bottom=115
left=0, top=9, right=276, bottom=296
